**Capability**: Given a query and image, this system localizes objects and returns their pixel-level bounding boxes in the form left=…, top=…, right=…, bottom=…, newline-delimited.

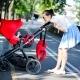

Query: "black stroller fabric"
left=8, top=53, right=26, bottom=68
left=4, top=51, right=26, bottom=68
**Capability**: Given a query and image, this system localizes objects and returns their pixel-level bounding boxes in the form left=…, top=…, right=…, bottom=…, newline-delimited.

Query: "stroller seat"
left=0, top=19, right=23, bottom=44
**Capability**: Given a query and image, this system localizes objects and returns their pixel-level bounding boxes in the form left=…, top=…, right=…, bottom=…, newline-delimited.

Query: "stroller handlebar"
left=40, top=22, right=53, bottom=29
left=33, top=22, right=53, bottom=35
left=44, top=22, right=53, bottom=29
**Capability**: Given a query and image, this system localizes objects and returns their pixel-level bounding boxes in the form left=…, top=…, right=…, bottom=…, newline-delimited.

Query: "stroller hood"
left=0, top=19, right=23, bottom=39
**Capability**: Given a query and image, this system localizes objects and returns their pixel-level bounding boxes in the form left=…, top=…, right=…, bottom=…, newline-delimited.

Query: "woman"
left=42, top=9, right=80, bottom=74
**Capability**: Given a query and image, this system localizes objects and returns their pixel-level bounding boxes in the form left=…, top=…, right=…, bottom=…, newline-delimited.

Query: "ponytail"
left=42, top=9, right=55, bottom=17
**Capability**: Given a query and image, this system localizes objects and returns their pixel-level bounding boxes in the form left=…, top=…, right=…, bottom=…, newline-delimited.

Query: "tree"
left=12, top=0, right=41, bottom=20
left=73, top=0, right=80, bottom=25
left=24, top=0, right=41, bottom=20
left=11, top=0, right=67, bottom=20
left=38, top=0, right=66, bottom=14
left=12, top=0, right=29, bottom=18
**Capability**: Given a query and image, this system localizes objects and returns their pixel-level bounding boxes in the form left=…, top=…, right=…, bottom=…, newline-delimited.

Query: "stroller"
left=0, top=19, right=53, bottom=75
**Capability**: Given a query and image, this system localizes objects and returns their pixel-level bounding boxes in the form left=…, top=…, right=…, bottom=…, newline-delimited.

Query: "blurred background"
left=0, top=0, right=80, bottom=26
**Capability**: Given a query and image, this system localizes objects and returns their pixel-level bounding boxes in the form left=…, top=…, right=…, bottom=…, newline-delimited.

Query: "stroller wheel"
left=26, top=59, right=41, bottom=75
left=28, top=56, right=35, bottom=60
left=0, top=59, right=10, bottom=71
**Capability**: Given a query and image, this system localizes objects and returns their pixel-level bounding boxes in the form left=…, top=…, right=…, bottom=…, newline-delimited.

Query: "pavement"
left=0, top=35, right=9, bottom=56
left=0, top=35, right=6, bottom=55
left=0, top=18, right=80, bottom=80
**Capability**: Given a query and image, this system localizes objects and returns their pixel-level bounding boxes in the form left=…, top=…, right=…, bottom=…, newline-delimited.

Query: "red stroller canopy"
left=0, top=19, right=23, bottom=39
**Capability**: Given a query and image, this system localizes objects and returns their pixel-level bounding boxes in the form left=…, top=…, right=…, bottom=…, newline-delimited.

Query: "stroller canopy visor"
left=0, top=19, right=23, bottom=39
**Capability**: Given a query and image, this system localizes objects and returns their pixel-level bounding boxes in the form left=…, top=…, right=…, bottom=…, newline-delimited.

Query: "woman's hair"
left=42, top=9, right=55, bottom=17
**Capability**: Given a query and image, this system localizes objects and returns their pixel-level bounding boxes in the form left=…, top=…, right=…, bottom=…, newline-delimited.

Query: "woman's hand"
left=52, top=21, right=58, bottom=28
left=52, top=22, right=66, bottom=32
left=53, top=22, right=57, bottom=28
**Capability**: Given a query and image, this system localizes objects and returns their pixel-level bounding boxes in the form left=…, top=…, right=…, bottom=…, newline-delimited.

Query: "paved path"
left=0, top=20, right=80, bottom=80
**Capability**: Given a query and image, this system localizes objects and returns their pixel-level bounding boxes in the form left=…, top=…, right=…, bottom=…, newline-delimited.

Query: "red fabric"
left=0, top=21, right=1, bottom=33
left=0, top=19, right=23, bottom=39
left=40, top=26, right=44, bottom=28
left=36, top=39, right=47, bottom=61
left=22, top=34, right=34, bottom=45
left=9, top=35, right=20, bottom=44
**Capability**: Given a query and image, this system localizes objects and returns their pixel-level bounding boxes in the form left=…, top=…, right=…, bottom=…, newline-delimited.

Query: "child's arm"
left=16, top=32, right=21, bottom=38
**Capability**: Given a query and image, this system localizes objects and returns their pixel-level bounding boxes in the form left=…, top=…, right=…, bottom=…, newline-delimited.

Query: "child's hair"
left=42, top=9, right=55, bottom=17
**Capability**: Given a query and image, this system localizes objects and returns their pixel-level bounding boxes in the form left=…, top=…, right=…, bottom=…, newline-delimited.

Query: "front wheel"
left=26, top=59, right=41, bottom=75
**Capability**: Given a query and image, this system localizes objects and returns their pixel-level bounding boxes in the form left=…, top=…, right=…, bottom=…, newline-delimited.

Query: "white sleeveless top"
left=51, top=15, right=74, bottom=32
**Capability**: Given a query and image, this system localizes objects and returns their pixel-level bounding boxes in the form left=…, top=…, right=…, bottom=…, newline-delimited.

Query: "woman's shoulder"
left=51, top=15, right=66, bottom=22
left=53, top=15, right=64, bottom=19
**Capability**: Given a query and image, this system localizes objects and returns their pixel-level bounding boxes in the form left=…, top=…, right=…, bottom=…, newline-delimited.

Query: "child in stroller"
left=0, top=19, right=53, bottom=75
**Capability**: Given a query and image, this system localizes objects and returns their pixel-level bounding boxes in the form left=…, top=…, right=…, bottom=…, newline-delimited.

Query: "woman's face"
left=42, top=12, right=52, bottom=23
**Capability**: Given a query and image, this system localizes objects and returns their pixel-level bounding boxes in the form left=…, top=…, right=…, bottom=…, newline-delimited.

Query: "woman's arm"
left=52, top=22, right=66, bottom=32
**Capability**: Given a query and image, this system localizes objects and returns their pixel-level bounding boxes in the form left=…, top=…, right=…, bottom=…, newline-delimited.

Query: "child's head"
left=42, top=9, right=55, bottom=23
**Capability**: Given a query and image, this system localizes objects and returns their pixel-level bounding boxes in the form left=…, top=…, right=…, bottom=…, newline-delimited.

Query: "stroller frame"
left=0, top=21, right=53, bottom=75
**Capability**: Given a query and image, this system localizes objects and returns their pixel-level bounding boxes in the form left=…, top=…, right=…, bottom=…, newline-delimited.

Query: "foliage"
left=12, top=0, right=66, bottom=19
left=73, top=0, right=80, bottom=25
left=12, top=0, right=40, bottom=15
left=12, top=0, right=28, bottom=15
left=38, top=0, right=53, bottom=12
left=38, top=0, right=66, bottom=14
left=12, top=0, right=41, bottom=20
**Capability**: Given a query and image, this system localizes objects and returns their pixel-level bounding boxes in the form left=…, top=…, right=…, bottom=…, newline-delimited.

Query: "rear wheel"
left=0, top=59, right=10, bottom=71
left=26, top=59, right=41, bottom=75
